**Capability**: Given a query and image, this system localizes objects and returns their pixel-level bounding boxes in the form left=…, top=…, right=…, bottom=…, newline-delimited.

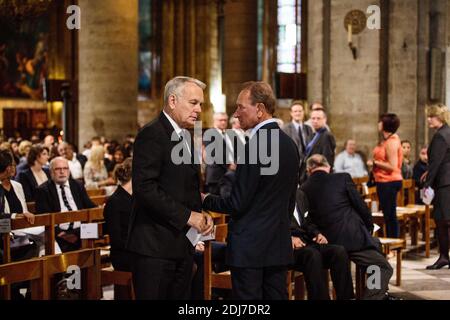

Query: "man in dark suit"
left=301, top=154, right=394, bottom=300
left=35, top=157, right=96, bottom=252
left=281, top=100, right=314, bottom=161
left=299, top=108, right=336, bottom=183
left=204, top=112, right=230, bottom=195
left=126, top=76, right=213, bottom=300
left=202, top=81, right=299, bottom=300
left=291, top=189, right=354, bottom=300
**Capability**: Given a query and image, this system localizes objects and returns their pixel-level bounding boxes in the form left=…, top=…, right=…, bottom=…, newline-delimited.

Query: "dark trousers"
left=376, top=181, right=402, bottom=238
left=293, top=244, right=354, bottom=300
left=348, top=249, right=393, bottom=300
left=56, top=228, right=81, bottom=252
left=131, top=252, right=193, bottom=300
left=230, top=266, right=288, bottom=300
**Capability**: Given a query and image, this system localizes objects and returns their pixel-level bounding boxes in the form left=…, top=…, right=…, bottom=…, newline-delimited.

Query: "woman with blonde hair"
left=424, top=104, right=450, bottom=269
left=83, top=145, right=114, bottom=189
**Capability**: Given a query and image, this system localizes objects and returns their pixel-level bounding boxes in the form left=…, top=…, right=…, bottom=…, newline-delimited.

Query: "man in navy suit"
left=202, top=81, right=299, bottom=300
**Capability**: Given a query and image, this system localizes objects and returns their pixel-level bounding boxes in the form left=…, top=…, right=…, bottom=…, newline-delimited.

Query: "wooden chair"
left=352, top=176, right=369, bottom=195
left=379, top=238, right=405, bottom=286
left=203, top=223, right=231, bottom=300
left=86, top=188, right=106, bottom=197
left=90, top=195, right=108, bottom=207
left=397, top=179, right=415, bottom=207
left=101, top=267, right=135, bottom=300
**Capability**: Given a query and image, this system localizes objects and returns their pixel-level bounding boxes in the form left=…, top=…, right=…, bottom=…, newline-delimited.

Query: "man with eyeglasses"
left=35, top=156, right=96, bottom=252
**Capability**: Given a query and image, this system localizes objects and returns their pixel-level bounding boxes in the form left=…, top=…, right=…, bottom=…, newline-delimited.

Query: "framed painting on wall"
left=0, top=10, right=49, bottom=100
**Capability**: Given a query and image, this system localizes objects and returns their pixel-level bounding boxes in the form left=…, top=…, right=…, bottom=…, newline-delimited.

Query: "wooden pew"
left=0, top=256, right=47, bottom=300
left=90, top=195, right=108, bottom=207
left=0, top=248, right=101, bottom=300
left=2, top=208, right=104, bottom=264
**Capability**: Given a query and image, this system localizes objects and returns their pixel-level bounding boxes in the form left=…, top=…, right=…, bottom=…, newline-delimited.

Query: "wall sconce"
left=344, top=10, right=367, bottom=61
left=347, top=24, right=357, bottom=60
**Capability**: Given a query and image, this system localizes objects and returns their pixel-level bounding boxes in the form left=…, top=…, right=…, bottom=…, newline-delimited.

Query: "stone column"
left=222, top=0, right=258, bottom=115
left=78, top=0, right=138, bottom=148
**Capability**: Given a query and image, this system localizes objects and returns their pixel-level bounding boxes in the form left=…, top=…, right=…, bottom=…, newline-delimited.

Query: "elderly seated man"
left=35, top=157, right=96, bottom=252
left=301, top=154, right=395, bottom=300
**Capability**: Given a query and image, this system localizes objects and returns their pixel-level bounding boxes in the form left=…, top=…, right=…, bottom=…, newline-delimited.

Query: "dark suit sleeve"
left=203, top=161, right=260, bottom=219
left=345, top=174, right=373, bottom=232
left=17, top=172, right=33, bottom=202
left=425, top=134, right=446, bottom=188
left=35, top=185, right=50, bottom=214
left=326, top=133, right=336, bottom=167
left=133, top=129, right=190, bottom=231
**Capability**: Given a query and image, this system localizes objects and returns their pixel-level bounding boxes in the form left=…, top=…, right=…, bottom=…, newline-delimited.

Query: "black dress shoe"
left=426, top=259, right=450, bottom=270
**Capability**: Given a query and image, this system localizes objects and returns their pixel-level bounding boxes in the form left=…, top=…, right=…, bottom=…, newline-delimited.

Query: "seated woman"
left=16, top=144, right=50, bottom=202
left=0, top=150, right=37, bottom=261
left=103, top=158, right=133, bottom=272
left=84, top=145, right=114, bottom=189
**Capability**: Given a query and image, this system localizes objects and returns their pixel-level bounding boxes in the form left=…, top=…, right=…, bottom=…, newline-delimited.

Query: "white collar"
left=250, top=118, right=278, bottom=138
left=163, top=110, right=183, bottom=137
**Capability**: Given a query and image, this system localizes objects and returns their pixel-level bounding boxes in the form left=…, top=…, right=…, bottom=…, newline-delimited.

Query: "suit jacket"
left=17, top=167, right=51, bottom=202
left=301, top=171, right=378, bottom=252
left=290, top=189, right=321, bottom=244
left=307, top=128, right=336, bottom=167
left=425, top=124, right=450, bottom=189
left=76, top=153, right=88, bottom=169
left=281, top=122, right=314, bottom=159
left=35, top=178, right=96, bottom=214
left=126, top=112, right=202, bottom=259
left=204, top=129, right=229, bottom=189
left=203, top=121, right=299, bottom=268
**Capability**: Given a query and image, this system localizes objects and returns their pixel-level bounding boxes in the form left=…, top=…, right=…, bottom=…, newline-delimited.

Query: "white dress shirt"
left=68, top=156, right=83, bottom=180
left=163, top=110, right=191, bottom=154
left=249, top=118, right=278, bottom=138
left=334, top=150, right=368, bottom=178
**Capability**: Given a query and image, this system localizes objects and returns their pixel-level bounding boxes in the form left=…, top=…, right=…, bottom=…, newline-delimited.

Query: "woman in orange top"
left=371, top=113, right=403, bottom=238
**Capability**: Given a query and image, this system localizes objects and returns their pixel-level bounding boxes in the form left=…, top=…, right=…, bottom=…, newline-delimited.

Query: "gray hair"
left=306, top=154, right=330, bottom=170
left=49, top=156, right=68, bottom=171
left=163, top=76, right=206, bottom=107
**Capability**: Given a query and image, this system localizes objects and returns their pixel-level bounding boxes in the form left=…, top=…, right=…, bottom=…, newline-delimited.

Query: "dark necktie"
left=60, top=184, right=74, bottom=230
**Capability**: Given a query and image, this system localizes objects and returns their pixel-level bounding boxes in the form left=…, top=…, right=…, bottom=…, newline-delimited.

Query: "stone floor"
left=386, top=245, right=450, bottom=300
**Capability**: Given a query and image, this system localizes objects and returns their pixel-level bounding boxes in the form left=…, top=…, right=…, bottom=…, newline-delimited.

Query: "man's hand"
left=188, top=211, right=206, bottom=232
left=22, top=212, right=35, bottom=224
left=291, top=236, right=306, bottom=249
left=313, top=233, right=328, bottom=244
left=195, top=241, right=205, bottom=252
left=202, top=213, right=214, bottom=236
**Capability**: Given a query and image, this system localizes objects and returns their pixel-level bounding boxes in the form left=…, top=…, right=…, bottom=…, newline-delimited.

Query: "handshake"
left=188, top=210, right=214, bottom=235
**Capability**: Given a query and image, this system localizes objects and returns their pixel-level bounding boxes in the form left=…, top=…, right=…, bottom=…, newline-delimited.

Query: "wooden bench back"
left=2, top=207, right=105, bottom=264
left=0, top=248, right=101, bottom=300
